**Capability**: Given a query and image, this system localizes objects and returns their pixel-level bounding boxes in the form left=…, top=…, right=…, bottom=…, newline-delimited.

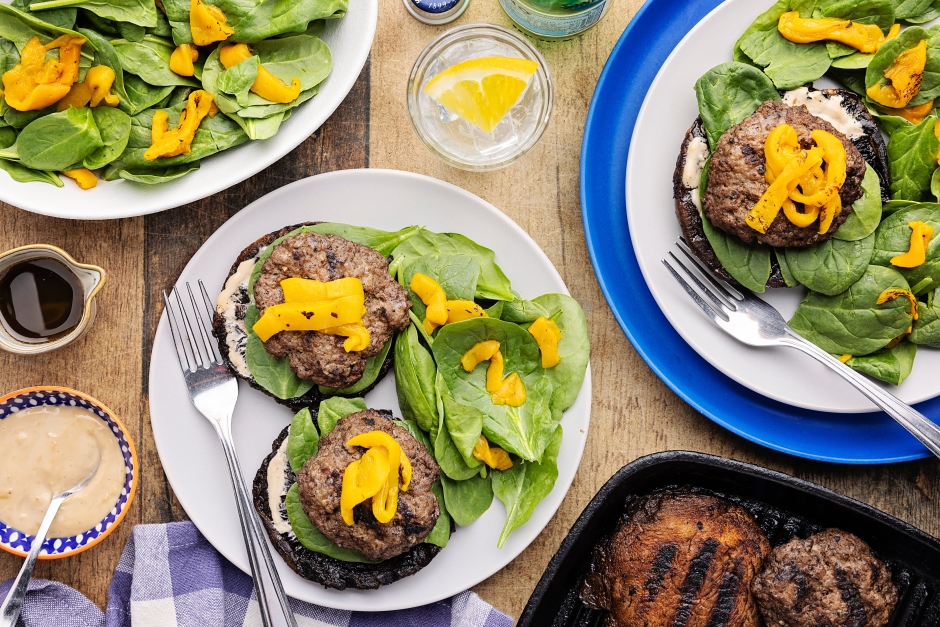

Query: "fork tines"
left=163, top=280, right=223, bottom=373
left=661, top=239, right=743, bottom=323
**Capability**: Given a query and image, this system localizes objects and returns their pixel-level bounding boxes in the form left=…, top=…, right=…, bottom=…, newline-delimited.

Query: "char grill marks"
left=581, top=492, right=770, bottom=627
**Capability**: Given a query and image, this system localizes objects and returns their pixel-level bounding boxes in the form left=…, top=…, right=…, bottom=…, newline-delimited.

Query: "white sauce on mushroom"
left=266, top=437, right=294, bottom=536
left=215, top=255, right=263, bottom=377
left=783, top=87, right=865, bottom=139
left=682, top=135, right=709, bottom=212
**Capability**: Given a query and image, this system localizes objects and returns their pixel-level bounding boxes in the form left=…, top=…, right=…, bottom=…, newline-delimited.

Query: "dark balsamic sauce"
left=0, top=258, right=83, bottom=343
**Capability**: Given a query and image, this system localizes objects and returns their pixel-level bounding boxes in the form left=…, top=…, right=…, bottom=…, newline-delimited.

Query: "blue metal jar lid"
left=403, top=0, right=468, bottom=24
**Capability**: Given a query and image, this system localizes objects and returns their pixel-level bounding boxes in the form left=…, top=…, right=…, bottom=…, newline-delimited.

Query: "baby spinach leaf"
left=893, top=0, right=933, bottom=20
left=491, top=424, right=561, bottom=548
left=846, top=340, right=917, bottom=385
left=887, top=115, right=939, bottom=201
left=883, top=199, right=919, bottom=216
left=11, top=0, right=75, bottom=29
left=147, top=8, right=171, bottom=37
left=285, top=483, right=377, bottom=563
left=1, top=106, right=103, bottom=170
left=398, top=418, right=432, bottom=451
left=248, top=34, right=331, bottom=94
left=242, top=304, right=315, bottom=399
left=404, top=254, right=479, bottom=322
left=117, top=162, right=199, bottom=182
left=317, top=336, right=392, bottom=396
left=0, top=160, right=62, bottom=186
left=217, top=54, right=259, bottom=107
left=784, top=234, right=876, bottom=296
left=701, top=214, right=772, bottom=292
left=499, top=298, right=550, bottom=324
left=3, top=105, right=51, bottom=130
left=120, top=73, right=174, bottom=115
left=287, top=407, right=318, bottom=472
left=814, top=0, right=895, bottom=30
left=81, top=9, right=121, bottom=35
left=435, top=373, right=483, bottom=481
left=789, top=265, right=915, bottom=355
left=237, top=84, right=317, bottom=118
left=117, top=19, right=145, bottom=40
left=867, top=27, right=940, bottom=106
left=905, top=0, right=940, bottom=22
left=441, top=473, right=493, bottom=527
left=911, top=289, right=940, bottom=346
left=532, top=293, right=590, bottom=415
left=82, top=105, right=130, bottom=169
left=932, top=167, right=940, bottom=203
left=433, top=318, right=556, bottom=463
left=775, top=250, right=800, bottom=287
left=694, top=61, right=781, bottom=151
left=733, top=0, right=789, bottom=65
left=831, top=50, right=876, bottom=70
left=0, top=3, right=82, bottom=50
left=738, top=29, right=831, bottom=90
left=871, top=203, right=940, bottom=292
left=216, top=0, right=346, bottom=43
left=78, top=27, right=129, bottom=106
left=424, top=481, right=450, bottom=548
left=316, top=396, right=366, bottom=436
left=113, top=35, right=199, bottom=86
left=0, top=127, right=16, bottom=149
left=394, top=324, right=438, bottom=433
left=30, top=0, right=157, bottom=28
left=442, top=391, right=485, bottom=467
left=159, top=0, right=191, bottom=44
left=835, top=165, right=883, bottom=240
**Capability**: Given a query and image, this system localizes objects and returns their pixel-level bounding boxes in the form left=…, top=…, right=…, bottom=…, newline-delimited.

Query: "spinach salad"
left=239, top=223, right=589, bottom=556
left=686, top=0, right=940, bottom=385
left=0, top=0, right=342, bottom=188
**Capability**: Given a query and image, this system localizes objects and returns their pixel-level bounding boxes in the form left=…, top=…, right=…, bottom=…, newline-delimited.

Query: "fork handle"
left=780, top=332, right=940, bottom=459
left=215, top=424, right=297, bottom=627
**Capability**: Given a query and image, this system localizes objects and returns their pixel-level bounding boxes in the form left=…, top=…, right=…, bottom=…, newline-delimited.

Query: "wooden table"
left=2, top=0, right=939, bottom=621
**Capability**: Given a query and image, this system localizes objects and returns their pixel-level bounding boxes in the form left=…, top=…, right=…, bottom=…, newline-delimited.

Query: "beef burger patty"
left=253, top=232, right=411, bottom=389
left=296, top=410, right=440, bottom=562
left=752, top=528, right=898, bottom=627
left=703, top=100, right=866, bottom=248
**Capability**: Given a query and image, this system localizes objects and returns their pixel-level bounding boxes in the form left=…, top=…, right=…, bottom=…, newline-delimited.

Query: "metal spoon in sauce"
left=0, top=460, right=100, bottom=627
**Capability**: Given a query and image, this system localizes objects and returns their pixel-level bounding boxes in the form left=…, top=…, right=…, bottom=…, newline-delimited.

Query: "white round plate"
left=1, top=1, right=377, bottom=220
left=148, top=169, right=592, bottom=611
left=626, top=0, right=940, bottom=414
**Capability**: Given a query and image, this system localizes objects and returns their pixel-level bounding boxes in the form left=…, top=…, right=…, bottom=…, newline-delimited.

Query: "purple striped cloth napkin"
left=2, top=522, right=513, bottom=627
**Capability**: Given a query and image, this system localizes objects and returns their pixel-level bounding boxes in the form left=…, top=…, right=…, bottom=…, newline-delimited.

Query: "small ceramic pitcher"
left=0, top=244, right=106, bottom=355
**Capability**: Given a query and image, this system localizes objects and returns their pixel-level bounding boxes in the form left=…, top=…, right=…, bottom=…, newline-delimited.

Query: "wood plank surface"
left=0, top=0, right=938, bottom=622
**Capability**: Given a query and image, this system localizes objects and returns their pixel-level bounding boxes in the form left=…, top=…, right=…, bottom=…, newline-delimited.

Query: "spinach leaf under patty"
left=784, top=233, right=876, bottom=296
left=694, top=61, right=781, bottom=151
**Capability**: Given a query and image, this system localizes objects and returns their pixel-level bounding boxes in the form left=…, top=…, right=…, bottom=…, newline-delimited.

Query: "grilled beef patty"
left=253, top=232, right=411, bottom=389
left=752, top=528, right=898, bottom=627
left=580, top=491, right=771, bottom=627
left=296, top=410, right=440, bottom=562
left=703, top=100, right=865, bottom=248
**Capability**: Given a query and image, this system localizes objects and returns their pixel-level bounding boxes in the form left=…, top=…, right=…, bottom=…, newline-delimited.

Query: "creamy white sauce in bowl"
left=0, top=387, right=137, bottom=559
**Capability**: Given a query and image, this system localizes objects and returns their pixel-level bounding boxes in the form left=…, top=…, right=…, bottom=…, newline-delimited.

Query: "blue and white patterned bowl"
left=0, top=387, right=138, bottom=559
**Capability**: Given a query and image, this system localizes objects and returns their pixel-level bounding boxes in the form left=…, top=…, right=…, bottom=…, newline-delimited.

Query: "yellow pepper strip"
left=56, top=65, right=120, bottom=112
left=867, top=39, right=928, bottom=108
left=877, top=288, right=919, bottom=322
left=2, top=36, right=85, bottom=112
left=492, top=373, right=526, bottom=406
left=62, top=168, right=96, bottom=189
left=321, top=323, right=370, bottom=352
left=875, top=99, right=934, bottom=124
left=219, top=43, right=301, bottom=104
left=280, top=277, right=364, bottom=303
left=190, top=0, right=233, bottom=46
left=145, top=90, right=215, bottom=160
left=788, top=130, right=847, bottom=211
left=169, top=44, right=199, bottom=77
left=410, top=272, right=448, bottom=335
left=461, top=340, right=500, bottom=371
left=472, top=435, right=513, bottom=470
left=208, top=100, right=219, bottom=117
left=55, top=80, right=93, bottom=111
left=340, top=447, right=389, bottom=526
left=839, top=354, right=852, bottom=363
left=891, top=221, right=935, bottom=268
left=777, top=11, right=886, bottom=53
left=252, top=296, right=366, bottom=342
left=346, top=431, right=412, bottom=524
left=818, top=195, right=842, bottom=235
left=528, top=316, right=562, bottom=368
left=746, top=147, right=823, bottom=233
left=486, top=349, right=506, bottom=394
left=446, top=300, right=487, bottom=323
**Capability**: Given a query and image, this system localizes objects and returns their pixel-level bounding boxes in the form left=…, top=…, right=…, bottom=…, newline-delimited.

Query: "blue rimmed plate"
left=580, top=0, right=938, bottom=463
left=0, top=387, right=138, bottom=558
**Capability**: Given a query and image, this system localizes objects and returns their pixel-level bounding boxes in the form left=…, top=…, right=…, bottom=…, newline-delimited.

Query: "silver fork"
left=663, top=239, right=940, bottom=460
left=163, top=282, right=297, bottom=627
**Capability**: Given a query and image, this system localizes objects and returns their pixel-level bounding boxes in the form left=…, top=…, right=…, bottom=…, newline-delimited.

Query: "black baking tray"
left=518, top=451, right=940, bottom=627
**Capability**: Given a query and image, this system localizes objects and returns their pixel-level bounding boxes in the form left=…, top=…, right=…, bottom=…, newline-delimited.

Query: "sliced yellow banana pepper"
left=875, top=99, right=934, bottom=124
left=145, top=89, right=215, bottom=160
left=839, top=354, right=852, bottom=363
left=746, top=146, right=823, bottom=234
left=252, top=296, right=366, bottom=342
left=528, top=316, right=562, bottom=368
left=321, top=323, right=370, bottom=352
left=190, top=0, right=233, bottom=46
left=340, top=447, right=389, bottom=526
left=280, top=276, right=364, bottom=303
left=777, top=11, right=887, bottom=53
left=891, top=221, right=934, bottom=268
left=492, top=373, right=526, bottom=406
left=219, top=42, right=301, bottom=104
left=62, top=168, right=96, bottom=189
left=410, top=272, right=448, bottom=335
left=446, top=300, right=487, bottom=323
left=867, top=39, right=928, bottom=108
left=170, top=44, right=199, bottom=77
left=462, top=341, right=527, bottom=406
left=461, top=340, right=500, bottom=372
left=2, top=35, right=85, bottom=111
left=346, top=431, right=412, bottom=524
left=877, top=288, right=919, bottom=321
left=56, top=65, right=120, bottom=111
left=472, top=435, right=513, bottom=470
left=486, top=349, right=506, bottom=393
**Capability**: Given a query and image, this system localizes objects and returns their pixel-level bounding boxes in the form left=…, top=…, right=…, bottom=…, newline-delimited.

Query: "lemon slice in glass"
left=424, top=56, right=540, bottom=134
